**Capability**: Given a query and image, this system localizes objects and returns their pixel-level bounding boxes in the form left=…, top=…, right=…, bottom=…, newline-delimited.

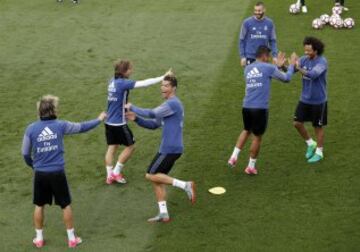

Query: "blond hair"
left=37, top=95, right=59, bottom=118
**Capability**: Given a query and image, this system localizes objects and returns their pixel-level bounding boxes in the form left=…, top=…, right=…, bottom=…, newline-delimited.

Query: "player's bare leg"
left=105, top=145, right=119, bottom=184
left=63, top=206, right=82, bottom=248
left=33, top=206, right=45, bottom=247
left=294, top=121, right=317, bottom=159
left=146, top=173, right=196, bottom=201
left=308, top=127, right=324, bottom=163
left=111, top=144, right=135, bottom=183
left=148, top=182, right=170, bottom=222
left=228, top=130, right=251, bottom=167
left=245, top=135, right=261, bottom=175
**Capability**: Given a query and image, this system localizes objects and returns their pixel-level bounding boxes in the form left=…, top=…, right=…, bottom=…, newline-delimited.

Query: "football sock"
left=305, top=138, right=315, bottom=146
left=113, top=162, right=124, bottom=175
left=315, top=147, right=323, bottom=156
left=67, top=228, right=76, bottom=241
left=158, top=201, right=168, bottom=214
left=248, top=158, right=257, bottom=169
left=172, top=179, right=187, bottom=190
left=106, top=165, right=113, bottom=178
left=231, top=147, right=241, bottom=159
left=35, top=229, right=43, bottom=241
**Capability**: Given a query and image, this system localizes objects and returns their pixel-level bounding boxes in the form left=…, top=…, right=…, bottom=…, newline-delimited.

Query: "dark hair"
left=255, top=1, right=265, bottom=7
left=37, top=95, right=59, bottom=118
left=303, top=36, right=325, bottom=55
left=114, top=59, right=132, bottom=79
left=164, top=75, right=177, bottom=88
left=255, top=45, right=271, bottom=58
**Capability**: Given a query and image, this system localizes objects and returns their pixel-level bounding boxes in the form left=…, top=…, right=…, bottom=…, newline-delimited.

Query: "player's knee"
left=293, top=121, right=302, bottom=128
left=145, top=173, right=152, bottom=180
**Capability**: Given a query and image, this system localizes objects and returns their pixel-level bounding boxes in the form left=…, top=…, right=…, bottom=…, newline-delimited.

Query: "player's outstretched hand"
left=124, top=103, right=132, bottom=110
left=240, top=58, right=246, bottom=67
left=126, top=111, right=136, bottom=121
left=98, top=112, right=107, bottom=121
left=165, top=68, right=174, bottom=77
left=275, top=51, right=286, bottom=67
left=288, top=52, right=298, bottom=66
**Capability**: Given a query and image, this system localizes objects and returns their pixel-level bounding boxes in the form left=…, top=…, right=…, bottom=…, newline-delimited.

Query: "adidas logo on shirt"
left=108, top=81, right=116, bottom=93
left=246, top=67, right=263, bottom=79
left=37, top=127, right=57, bottom=142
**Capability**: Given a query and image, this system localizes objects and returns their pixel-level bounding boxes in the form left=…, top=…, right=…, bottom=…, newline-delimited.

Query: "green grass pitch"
left=0, top=0, right=359, bottom=251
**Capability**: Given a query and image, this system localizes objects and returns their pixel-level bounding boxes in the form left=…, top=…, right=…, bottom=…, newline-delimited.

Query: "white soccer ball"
left=333, top=17, right=344, bottom=29
left=332, top=6, right=343, bottom=15
left=320, top=14, right=330, bottom=24
left=312, top=18, right=324, bottom=29
left=289, top=4, right=300, bottom=14
left=329, top=15, right=340, bottom=26
left=343, top=18, right=355, bottom=29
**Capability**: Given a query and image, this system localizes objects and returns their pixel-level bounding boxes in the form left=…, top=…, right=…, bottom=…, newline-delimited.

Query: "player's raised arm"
left=63, top=112, right=106, bottom=135
left=272, top=52, right=298, bottom=82
left=134, top=69, right=173, bottom=89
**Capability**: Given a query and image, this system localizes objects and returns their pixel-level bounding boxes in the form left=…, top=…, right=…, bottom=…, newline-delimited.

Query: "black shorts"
left=147, top=153, right=182, bottom=174
left=105, top=124, right=135, bottom=146
left=33, top=170, right=71, bottom=209
left=294, top=101, right=327, bottom=127
left=242, top=108, right=268, bottom=136
left=246, top=58, right=256, bottom=65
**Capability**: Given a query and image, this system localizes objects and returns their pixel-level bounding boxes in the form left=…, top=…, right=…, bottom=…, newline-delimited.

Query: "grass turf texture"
left=0, top=0, right=359, bottom=251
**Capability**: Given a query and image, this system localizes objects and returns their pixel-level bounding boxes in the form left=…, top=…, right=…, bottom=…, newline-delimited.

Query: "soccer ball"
left=333, top=17, right=344, bottom=29
left=312, top=18, right=323, bottom=29
left=320, top=14, right=330, bottom=24
left=343, top=18, right=355, bottom=29
left=329, top=15, right=340, bottom=26
left=332, top=6, right=343, bottom=15
left=289, top=4, right=300, bottom=14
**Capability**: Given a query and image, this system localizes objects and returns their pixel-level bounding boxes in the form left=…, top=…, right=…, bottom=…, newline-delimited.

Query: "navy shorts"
left=294, top=101, right=327, bottom=127
left=33, top=170, right=71, bottom=209
left=242, top=108, right=269, bottom=136
left=147, top=153, right=182, bottom=174
left=105, top=124, right=135, bottom=146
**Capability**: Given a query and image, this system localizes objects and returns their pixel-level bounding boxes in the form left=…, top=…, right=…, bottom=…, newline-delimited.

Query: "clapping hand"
left=276, top=51, right=286, bottom=68
left=288, top=52, right=299, bottom=66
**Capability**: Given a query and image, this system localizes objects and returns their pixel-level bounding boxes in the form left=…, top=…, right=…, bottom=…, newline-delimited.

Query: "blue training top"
left=131, top=96, right=184, bottom=154
left=106, top=77, right=136, bottom=126
left=22, top=118, right=101, bottom=172
left=299, top=55, right=328, bottom=105
left=243, top=61, right=295, bottom=109
left=239, top=16, right=278, bottom=59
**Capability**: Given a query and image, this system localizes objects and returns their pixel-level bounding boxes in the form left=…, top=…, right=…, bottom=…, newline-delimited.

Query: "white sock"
left=113, top=162, right=124, bottom=175
left=315, top=147, right=323, bottom=156
left=231, top=147, right=241, bottom=159
left=172, top=179, right=187, bottom=190
left=35, top=229, right=43, bottom=241
left=248, top=158, right=257, bottom=169
left=296, top=0, right=301, bottom=5
left=305, top=138, right=315, bottom=146
left=158, top=201, right=168, bottom=214
left=67, top=228, right=76, bottom=241
left=106, top=165, right=113, bottom=178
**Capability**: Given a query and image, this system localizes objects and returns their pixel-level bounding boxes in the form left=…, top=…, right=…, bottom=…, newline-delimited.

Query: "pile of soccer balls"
left=312, top=6, right=355, bottom=30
